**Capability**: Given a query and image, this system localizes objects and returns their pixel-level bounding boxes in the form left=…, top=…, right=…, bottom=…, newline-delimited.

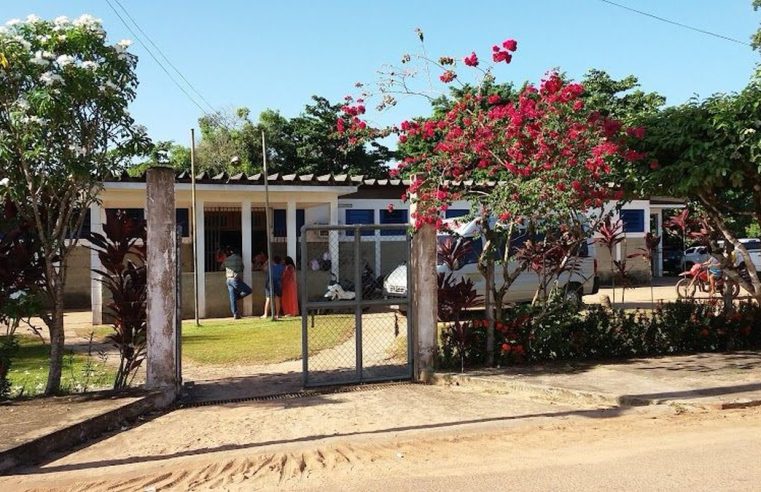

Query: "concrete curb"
left=0, top=390, right=172, bottom=475
left=431, top=373, right=761, bottom=411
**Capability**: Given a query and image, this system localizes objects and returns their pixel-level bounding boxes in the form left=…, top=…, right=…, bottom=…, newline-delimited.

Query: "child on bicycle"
left=702, top=250, right=722, bottom=296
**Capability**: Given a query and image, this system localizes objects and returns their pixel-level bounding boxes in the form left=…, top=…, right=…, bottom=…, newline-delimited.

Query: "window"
left=445, top=209, right=469, bottom=219
left=273, top=209, right=286, bottom=237
left=379, top=209, right=408, bottom=236
left=176, top=209, right=190, bottom=237
left=345, top=209, right=374, bottom=236
left=272, top=209, right=306, bottom=237
left=620, top=209, right=645, bottom=233
left=105, top=208, right=145, bottom=225
left=743, top=239, right=761, bottom=251
left=66, top=209, right=92, bottom=239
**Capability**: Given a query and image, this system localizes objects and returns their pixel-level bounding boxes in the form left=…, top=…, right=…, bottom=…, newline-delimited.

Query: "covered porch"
left=91, top=173, right=359, bottom=322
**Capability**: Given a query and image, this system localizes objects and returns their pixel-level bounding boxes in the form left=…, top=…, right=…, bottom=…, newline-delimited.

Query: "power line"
left=104, top=0, right=215, bottom=118
left=598, top=0, right=752, bottom=47
left=110, top=0, right=218, bottom=114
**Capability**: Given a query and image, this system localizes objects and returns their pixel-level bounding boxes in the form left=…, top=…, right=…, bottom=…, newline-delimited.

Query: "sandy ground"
left=3, top=388, right=760, bottom=491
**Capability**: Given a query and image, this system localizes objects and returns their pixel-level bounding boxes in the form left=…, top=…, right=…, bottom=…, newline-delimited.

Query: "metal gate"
left=300, top=224, right=413, bottom=387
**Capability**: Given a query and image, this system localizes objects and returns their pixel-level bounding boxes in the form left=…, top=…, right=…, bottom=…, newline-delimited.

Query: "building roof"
left=106, top=170, right=410, bottom=188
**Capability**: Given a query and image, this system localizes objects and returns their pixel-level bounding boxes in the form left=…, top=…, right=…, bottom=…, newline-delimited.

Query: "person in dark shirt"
left=222, top=247, right=252, bottom=319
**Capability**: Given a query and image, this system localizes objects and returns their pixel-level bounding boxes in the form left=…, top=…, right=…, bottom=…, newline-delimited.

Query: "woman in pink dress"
left=280, top=256, right=299, bottom=317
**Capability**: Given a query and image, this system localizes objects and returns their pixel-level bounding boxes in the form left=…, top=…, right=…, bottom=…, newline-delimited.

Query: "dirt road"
left=3, top=384, right=761, bottom=491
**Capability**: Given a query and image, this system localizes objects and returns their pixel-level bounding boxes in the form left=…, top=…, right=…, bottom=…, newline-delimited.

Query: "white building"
left=60, top=171, right=682, bottom=321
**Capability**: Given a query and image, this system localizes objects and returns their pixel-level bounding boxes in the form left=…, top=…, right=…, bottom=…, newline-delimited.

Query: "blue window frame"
left=273, top=209, right=306, bottom=237
left=445, top=209, right=469, bottom=219
left=345, top=209, right=374, bottom=236
left=379, top=209, right=408, bottom=236
left=620, top=209, right=645, bottom=233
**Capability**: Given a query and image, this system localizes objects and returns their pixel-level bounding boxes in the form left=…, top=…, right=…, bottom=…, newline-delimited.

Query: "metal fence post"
left=300, top=225, right=309, bottom=387
left=354, top=225, right=363, bottom=381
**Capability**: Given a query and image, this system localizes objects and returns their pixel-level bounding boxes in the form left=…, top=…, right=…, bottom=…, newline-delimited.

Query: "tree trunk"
left=44, top=283, right=65, bottom=395
left=485, top=259, right=495, bottom=367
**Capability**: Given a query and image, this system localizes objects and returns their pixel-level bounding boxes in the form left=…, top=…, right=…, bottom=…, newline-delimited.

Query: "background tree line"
left=130, top=95, right=394, bottom=178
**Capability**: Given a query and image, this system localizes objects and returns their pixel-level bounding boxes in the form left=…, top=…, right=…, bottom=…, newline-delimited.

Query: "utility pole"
left=262, top=131, right=276, bottom=321
left=190, top=128, right=200, bottom=326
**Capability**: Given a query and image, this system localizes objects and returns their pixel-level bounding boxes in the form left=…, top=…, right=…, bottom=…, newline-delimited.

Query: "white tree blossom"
left=39, top=71, right=63, bottom=85
left=115, top=39, right=132, bottom=53
left=73, top=14, right=100, bottom=27
left=55, top=54, right=75, bottom=67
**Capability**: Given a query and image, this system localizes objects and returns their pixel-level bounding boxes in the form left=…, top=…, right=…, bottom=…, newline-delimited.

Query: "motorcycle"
left=361, top=264, right=385, bottom=301
left=676, top=263, right=739, bottom=299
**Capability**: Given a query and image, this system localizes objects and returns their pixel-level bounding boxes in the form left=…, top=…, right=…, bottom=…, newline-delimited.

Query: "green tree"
left=0, top=15, right=150, bottom=394
left=192, top=96, right=393, bottom=177
left=639, top=68, right=761, bottom=301
left=581, top=69, right=666, bottom=123
left=128, top=140, right=191, bottom=176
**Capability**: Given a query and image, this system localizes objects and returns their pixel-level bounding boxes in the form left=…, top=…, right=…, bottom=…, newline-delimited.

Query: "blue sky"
left=5, top=1, right=760, bottom=146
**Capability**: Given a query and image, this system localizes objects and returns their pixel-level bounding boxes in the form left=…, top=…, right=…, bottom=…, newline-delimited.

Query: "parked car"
left=384, top=218, right=600, bottom=308
left=683, top=238, right=761, bottom=271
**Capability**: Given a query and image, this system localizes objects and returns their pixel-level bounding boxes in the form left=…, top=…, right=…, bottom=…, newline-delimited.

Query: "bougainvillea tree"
left=338, top=33, right=648, bottom=363
left=0, top=15, right=151, bottom=394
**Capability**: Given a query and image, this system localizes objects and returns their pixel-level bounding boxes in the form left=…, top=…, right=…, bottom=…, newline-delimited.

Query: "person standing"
left=262, top=255, right=285, bottom=319
left=223, top=247, right=252, bottom=319
left=281, top=256, right=299, bottom=317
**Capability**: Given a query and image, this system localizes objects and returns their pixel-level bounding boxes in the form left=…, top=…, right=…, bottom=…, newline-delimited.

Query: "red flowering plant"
left=339, top=31, right=648, bottom=361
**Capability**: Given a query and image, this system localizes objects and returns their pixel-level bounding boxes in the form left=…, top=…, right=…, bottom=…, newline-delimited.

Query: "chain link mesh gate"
left=300, top=224, right=413, bottom=387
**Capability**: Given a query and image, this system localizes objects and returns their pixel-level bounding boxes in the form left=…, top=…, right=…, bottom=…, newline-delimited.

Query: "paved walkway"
left=435, top=351, right=761, bottom=409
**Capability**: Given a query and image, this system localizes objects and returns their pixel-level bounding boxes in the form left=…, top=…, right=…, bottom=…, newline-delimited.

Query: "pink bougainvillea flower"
left=649, top=160, right=660, bottom=170
left=492, top=50, right=513, bottom=64
left=502, top=39, right=518, bottom=51
left=463, top=51, right=479, bottom=67
left=386, top=203, right=395, bottom=213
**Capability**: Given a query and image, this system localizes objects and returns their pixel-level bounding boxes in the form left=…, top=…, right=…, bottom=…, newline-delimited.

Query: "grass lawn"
left=73, top=325, right=114, bottom=341
left=6, top=335, right=115, bottom=398
left=181, top=315, right=356, bottom=366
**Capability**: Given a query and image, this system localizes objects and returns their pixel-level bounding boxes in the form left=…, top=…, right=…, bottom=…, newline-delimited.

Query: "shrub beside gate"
left=439, top=300, right=761, bottom=371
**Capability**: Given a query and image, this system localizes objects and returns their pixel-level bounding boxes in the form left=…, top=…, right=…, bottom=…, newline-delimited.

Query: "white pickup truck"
left=383, top=218, right=600, bottom=307
left=683, top=238, right=761, bottom=271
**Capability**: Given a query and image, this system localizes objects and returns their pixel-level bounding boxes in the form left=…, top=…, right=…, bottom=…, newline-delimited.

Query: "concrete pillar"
left=89, top=204, right=104, bottom=325
left=145, top=166, right=178, bottom=395
left=410, top=223, right=438, bottom=382
left=241, top=201, right=253, bottom=316
left=286, top=200, right=297, bottom=261
left=194, top=199, right=206, bottom=318
left=329, top=197, right=339, bottom=279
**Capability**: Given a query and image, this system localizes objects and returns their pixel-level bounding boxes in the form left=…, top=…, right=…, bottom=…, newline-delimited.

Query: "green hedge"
left=439, top=301, right=761, bottom=370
